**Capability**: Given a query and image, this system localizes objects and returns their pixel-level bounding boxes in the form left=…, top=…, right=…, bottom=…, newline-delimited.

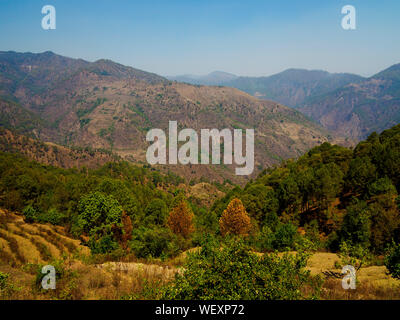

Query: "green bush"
left=75, top=191, right=123, bottom=237
left=0, top=271, right=17, bottom=299
left=0, top=272, right=10, bottom=290
left=89, top=234, right=119, bottom=254
left=340, top=199, right=371, bottom=247
left=304, top=220, right=321, bottom=247
left=144, top=199, right=168, bottom=226
left=161, top=237, right=321, bottom=300
left=257, top=225, right=275, bottom=251
left=23, top=205, right=38, bottom=223
left=385, top=243, right=400, bottom=279
left=130, top=226, right=179, bottom=259
left=338, top=241, right=371, bottom=269
left=273, top=223, right=298, bottom=250
left=39, top=208, right=65, bottom=225
left=368, top=177, right=397, bottom=197
left=34, top=259, right=81, bottom=300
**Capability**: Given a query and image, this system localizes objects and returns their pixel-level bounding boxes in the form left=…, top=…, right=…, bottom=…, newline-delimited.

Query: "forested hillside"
left=1, top=124, right=400, bottom=300
left=1, top=124, right=399, bottom=257
left=211, top=124, right=400, bottom=254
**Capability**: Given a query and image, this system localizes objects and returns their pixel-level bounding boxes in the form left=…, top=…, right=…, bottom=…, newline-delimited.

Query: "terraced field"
left=0, top=209, right=89, bottom=266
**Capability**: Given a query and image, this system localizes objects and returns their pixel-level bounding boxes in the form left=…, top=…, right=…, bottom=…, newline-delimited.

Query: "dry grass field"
left=308, top=252, right=400, bottom=299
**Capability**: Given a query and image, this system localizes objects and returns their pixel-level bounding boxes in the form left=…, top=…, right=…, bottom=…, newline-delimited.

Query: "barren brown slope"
left=33, top=76, right=332, bottom=182
left=298, top=63, right=400, bottom=140
left=0, top=52, right=335, bottom=182
left=0, top=128, right=120, bottom=169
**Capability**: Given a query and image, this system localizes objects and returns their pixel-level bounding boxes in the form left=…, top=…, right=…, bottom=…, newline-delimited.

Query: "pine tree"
left=167, top=201, right=194, bottom=239
left=121, top=211, right=133, bottom=250
left=219, top=198, right=251, bottom=236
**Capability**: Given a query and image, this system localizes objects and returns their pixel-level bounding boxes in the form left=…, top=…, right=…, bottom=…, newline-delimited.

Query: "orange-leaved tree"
left=219, top=198, right=251, bottom=236
left=121, top=211, right=133, bottom=250
left=167, top=201, right=195, bottom=239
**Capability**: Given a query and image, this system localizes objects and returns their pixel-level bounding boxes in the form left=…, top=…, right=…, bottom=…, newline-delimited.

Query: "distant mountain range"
left=0, top=51, right=334, bottom=183
left=169, top=65, right=400, bottom=140
left=168, top=71, right=238, bottom=86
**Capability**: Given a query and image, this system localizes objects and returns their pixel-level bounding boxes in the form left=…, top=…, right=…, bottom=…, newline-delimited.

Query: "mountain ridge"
left=0, top=51, right=336, bottom=183
left=171, top=64, right=400, bottom=140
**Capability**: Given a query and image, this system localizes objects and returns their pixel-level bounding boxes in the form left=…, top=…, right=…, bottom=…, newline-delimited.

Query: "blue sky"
left=0, top=0, right=399, bottom=77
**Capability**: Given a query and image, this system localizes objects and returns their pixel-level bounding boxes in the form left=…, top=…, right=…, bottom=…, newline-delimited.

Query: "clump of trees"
left=210, top=124, right=400, bottom=258
left=0, top=153, right=188, bottom=258
left=75, top=191, right=123, bottom=253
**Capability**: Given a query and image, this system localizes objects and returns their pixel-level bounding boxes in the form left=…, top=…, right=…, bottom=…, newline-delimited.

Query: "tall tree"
left=167, top=201, right=195, bottom=239
left=219, top=198, right=251, bottom=236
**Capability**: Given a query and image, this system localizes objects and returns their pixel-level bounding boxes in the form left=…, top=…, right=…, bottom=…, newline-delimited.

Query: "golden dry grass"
left=308, top=252, right=400, bottom=299
left=0, top=209, right=89, bottom=265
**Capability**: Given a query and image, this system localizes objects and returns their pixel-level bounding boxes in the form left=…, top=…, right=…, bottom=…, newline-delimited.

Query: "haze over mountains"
left=170, top=65, right=400, bottom=140
left=168, top=71, right=239, bottom=86
left=0, top=51, right=333, bottom=183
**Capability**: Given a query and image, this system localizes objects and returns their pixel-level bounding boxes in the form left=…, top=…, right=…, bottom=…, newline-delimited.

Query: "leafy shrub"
left=75, top=191, right=123, bottom=238
left=304, top=220, right=321, bottom=247
left=89, top=234, right=119, bottom=254
left=194, top=209, right=219, bottom=236
left=0, top=272, right=9, bottom=289
left=161, top=237, right=321, bottom=300
left=256, top=225, right=275, bottom=251
left=23, top=205, right=38, bottom=223
left=0, top=271, right=17, bottom=299
left=130, top=226, right=179, bottom=259
left=272, top=223, right=298, bottom=250
left=144, top=199, right=168, bottom=226
left=241, top=184, right=279, bottom=227
left=39, top=208, right=65, bottom=225
left=385, top=243, right=400, bottom=279
left=294, top=236, right=318, bottom=252
left=368, top=177, right=397, bottom=197
left=338, top=241, right=371, bottom=269
left=340, top=199, right=371, bottom=247
left=34, top=259, right=81, bottom=300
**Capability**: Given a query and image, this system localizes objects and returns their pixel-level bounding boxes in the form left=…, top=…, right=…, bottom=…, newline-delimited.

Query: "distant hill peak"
left=168, top=71, right=238, bottom=85
left=372, top=63, right=400, bottom=81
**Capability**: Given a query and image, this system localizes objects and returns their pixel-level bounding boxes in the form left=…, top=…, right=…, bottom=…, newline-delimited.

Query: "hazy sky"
left=0, top=0, right=399, bottom=77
